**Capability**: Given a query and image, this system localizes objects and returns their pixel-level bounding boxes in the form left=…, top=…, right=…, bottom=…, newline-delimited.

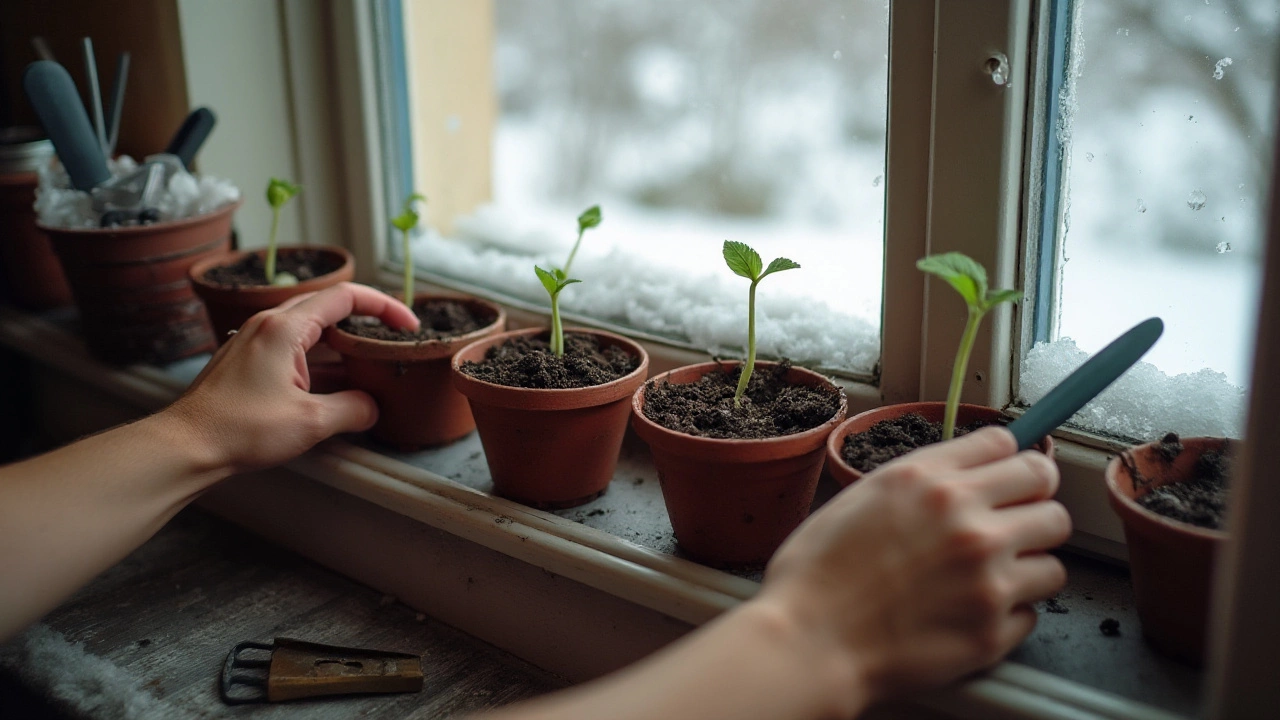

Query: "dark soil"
left=1156, top=432, right=1183, bottom=462
left=338, top=299, right=495, bottom=342
left=459, top=332, right=638, bottom=389
left=202, top=249, right=343, bottom=287
left=1099, top=618, right=1121, bottom=637
left=1043, top=597, right=1069, bottom=614
left=641, top=360, right=841, bottom=440
left=840, top=413, right=995, bottom=473
left=1135, top=435, right=1232, bottom=530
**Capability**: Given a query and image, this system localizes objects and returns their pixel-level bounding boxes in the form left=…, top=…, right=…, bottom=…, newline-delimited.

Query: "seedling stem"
left=264, top=178, right=301, bottom=286
left=722, top=241, right=799, bottom=407
left=391, top=192, right=428, bottom=308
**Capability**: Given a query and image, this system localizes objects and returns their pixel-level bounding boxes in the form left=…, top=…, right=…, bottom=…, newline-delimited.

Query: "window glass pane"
left=1021, top=0, right=1278, bottom=439
left=402, top=0, right=889, bottom=375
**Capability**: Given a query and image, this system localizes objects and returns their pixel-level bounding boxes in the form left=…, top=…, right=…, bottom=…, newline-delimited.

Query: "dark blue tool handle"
left=22, top=61, right=112, bottom=191
left=164, top=107, right=217, bottom=170
left=1006, top=317, right=1164, bottom=451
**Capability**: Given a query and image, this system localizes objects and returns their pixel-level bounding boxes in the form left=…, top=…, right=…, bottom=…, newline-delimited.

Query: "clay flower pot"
left=826, top=402, right=1056, bottom=487
left=40, top=200, right=241, bottom=364
left=631, top=361, right=848, bottom=567
left=188, top=245, right=356, bottom=341
left=451, top=328, right=649, bottom=509
left=1105, top=437, right=1231, bottom=666
left=327, top=294, right=506, bottom=450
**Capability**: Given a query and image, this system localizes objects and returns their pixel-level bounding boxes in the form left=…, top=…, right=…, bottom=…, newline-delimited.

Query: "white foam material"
left=413, top=215, right=881, bottom=374
left=34, top=156, right=240, bottom=229
left=0, top=624, right=170, bottom=720
left=1019, top=337, right=1246, bottom=440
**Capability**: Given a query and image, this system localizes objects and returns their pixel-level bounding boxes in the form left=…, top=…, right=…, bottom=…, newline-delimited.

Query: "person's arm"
left=0, top=283, right=419, bottom=642
left=479, top=428, right=1071, bottom=720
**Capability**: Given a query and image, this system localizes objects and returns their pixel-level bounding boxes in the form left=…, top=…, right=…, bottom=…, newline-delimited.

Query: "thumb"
left=312, top=390, right=379, bottom=436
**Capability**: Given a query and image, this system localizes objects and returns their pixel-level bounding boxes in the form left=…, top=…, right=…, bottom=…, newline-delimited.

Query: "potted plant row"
left=827, top=252, right=1053, bottom=486
left=327, top=193, right=505, bottom=450
left=451, top=206, right=651, bottom=509
left=190, top=178, right=354, bottom=340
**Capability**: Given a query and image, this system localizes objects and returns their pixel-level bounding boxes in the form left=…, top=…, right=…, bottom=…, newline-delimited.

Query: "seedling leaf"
left=984, top=288, right=1023, bottom=309
left=917, top=252, right=987, bottom=309
left=578, top=205, right=602, bottom=232
left=391, top=192, right=427, bottom=232
left=266, top=178, right=301, bottom=209
left=762, top=257, right=801, bottom=278
left=723, top=240, right=763, bottom=281
left=535, top=265, right=559, bottom=296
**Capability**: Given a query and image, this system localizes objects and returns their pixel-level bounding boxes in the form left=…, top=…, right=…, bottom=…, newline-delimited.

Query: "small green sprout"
left=917, top=252, right=1022, bottom=441
left=535, top=266, right=581, bottom=357
left=562, top=204, right=601, bottom=276
left=391, top=192, right=428, bottom=308
left=264, top=178, right=301, bottom=286
left=723, top=240, right=800, bottom=407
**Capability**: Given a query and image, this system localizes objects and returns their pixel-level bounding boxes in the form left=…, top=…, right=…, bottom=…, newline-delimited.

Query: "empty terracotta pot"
left=826, top=402, right=1056, bottom=487
left=328, top=294, right=506, bottom=451
left=41, top=200, right=240, bottom=364
left=188, top=246, right=356, bottom=341
left=452, top=328, right=649, bottom=509
left=1105, top=437, right=1231, bottom=666
left=631, top=362, right=847, bottom=567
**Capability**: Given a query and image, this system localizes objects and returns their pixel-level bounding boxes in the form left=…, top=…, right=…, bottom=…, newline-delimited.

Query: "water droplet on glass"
left=1238, top=183, right=1245, bottom=189
left=1085, top=152, right=1095, bottom=162
left=1184, top=15, right=1193, bottom=22
left=1187, top=190, right=1207, bottom=210
left=985, top=53, right=1009, bottom=86
left=833, top=50, right=842, bottom=60
left=1235, top=26, right=1241, bottom=31
left=1137, top=199, right=1148, bottom=213
left=1216, top=241, right=1232, bottom=253
left=1213, top=57, right=1233, bottom=80
left=1116, top=28, right=1130, bottom=36
left=872, top=175, right=882, bottom=187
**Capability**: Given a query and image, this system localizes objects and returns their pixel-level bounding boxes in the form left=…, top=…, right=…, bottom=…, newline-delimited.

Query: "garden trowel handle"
left=164, top=107, right=217, bottom=170
left=22, top=61, right=112, bottom=192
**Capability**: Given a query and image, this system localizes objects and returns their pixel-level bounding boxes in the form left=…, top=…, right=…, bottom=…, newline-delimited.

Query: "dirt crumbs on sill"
left=338, top=299, right=495, bottom=342
left=1043, top=597, right=1069, bottom=614
left=641, top=360, right=841, bottom=440
left=1156, top=432, right=1184, bottom=463
left=840, top=413, right=994, bottom=473
left=202, top=248, right=343, bottom=287
left=1099, top=618, right=1121, bottom=637
left=460, top=332, right=638, bottom=389
left=1137, top=446, right=1232, bottom=530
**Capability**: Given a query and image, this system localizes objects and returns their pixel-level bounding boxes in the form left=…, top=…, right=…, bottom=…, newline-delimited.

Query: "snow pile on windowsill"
left=1019, top=338, right=1246, bottom=441
left=35, top=156, right=240, bottom=229
left=412, top=212, right=880, bottom=374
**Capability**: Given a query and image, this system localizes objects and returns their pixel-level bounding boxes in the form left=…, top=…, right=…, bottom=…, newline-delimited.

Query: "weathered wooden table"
left=0, top=509, right=566, bottom=719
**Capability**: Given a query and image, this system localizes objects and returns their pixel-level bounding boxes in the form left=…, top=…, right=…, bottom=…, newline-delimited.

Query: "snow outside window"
left=1020, top=0, right=1278, bottom=441
left=405, top=0, right=889, bottom=376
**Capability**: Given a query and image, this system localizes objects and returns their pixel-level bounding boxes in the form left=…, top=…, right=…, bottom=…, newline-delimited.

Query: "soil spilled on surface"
left=1134, top=434, right=1231, bottom=530
left=202, top=249, right=343, bottom=287
left=338, top=299, right=495, bottom=342
left=841, top=413, right=994, bottom=473
left=641, top=361, right=841, bottom=440
left=459, top=332, right=638, bottom=389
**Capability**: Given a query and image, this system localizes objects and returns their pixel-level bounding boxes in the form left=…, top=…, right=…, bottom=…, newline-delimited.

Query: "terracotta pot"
left=328, top=294, right=506, bottom=450
left=451, top=328, right=649, bottom=509
left=188, top=245, right=356, bottom=341
left=41, top=200, right=241, bottom=364
left=631, top=362, right=848, bottom=567
left=0, top=171, right=72, bottom=310
left=826, top=402, right=1056, bottom=487
left=1105, top=437, right=1231, bottom=666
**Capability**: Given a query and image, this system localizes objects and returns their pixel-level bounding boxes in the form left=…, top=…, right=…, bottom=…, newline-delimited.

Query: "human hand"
left=757, top=428, right=1070, bottom=707
left=165, top=282, right=420, bottom=475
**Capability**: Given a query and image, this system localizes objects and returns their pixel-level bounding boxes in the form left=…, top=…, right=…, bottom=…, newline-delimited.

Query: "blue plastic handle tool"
left=22, top=61, right=112, bottom=191
left=1006, top=317, right=1164, bottom=451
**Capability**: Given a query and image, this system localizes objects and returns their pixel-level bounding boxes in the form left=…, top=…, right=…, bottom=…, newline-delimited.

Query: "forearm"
left=476, top=601, right=865, bottom=720
left=0, top=411, right=228, bottom=641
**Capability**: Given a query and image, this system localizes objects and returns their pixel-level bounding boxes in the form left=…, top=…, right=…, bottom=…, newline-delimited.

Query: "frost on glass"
left=414, top=0, right=889, bottom=375
left=1029, top=0, right=1278, bottom=440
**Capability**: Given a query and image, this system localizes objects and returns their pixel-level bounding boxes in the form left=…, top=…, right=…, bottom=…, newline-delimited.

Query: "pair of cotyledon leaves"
left=536, top=205, right=603, bottom=297
left=722, top=240, right=800, bottom=282
left=917, top=252, right=1022, bottom=313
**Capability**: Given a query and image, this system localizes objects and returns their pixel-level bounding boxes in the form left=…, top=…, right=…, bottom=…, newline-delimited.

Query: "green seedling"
left=391, top=192, right=428, bottom=308
left=264, top=178, right=301, bottom=286
left=917, top=252, right=1022, bottom=440
left=532, top=205, right=602, bottom=357
left=723, top=240, right=800, bottom=407
left=535, top=266, right=580, bottom=357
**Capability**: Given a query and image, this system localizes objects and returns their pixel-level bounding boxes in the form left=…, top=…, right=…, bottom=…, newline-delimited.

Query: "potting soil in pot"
left=642, top=360, right=841, bottom=439
left=459, top=332, right=638, bottom=388
left=338, top=299, right=497, bottom=342
left=841, top=413, right=994, bottom=473
left=1133, top=433, right=1231, bottom=530
left=201, top=249, right=345, bottom=287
